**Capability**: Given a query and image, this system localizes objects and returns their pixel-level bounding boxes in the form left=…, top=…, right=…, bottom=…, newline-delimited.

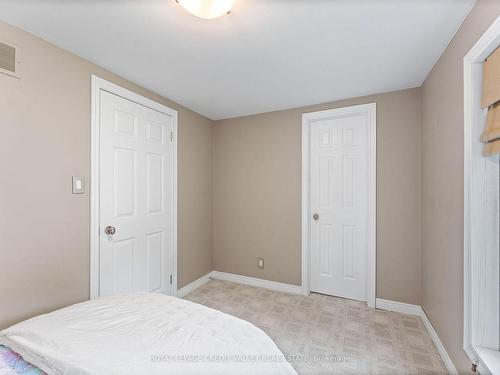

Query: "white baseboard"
left=176, top=272, right=211, bottom=297
left=419, top=307, right=458, bottom=375
left=210, top=271, right=306, bottom=295
left=176, top=270, right=306, bottom=298
left=376, top=298, right=457, bottom=374
left=375, top=298, right=421, bottom=316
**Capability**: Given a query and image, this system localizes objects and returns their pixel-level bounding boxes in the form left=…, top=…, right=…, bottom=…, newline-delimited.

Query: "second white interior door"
left=309, top=106, right=372, bottom=302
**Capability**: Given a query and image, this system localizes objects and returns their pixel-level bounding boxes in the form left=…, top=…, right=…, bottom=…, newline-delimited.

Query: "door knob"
left=313, top=213, right=320, bottom=221
left=104, top=226, right=116, bottom=235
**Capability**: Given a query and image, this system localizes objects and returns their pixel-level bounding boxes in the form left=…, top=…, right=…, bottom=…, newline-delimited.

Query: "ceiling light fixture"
left=175, top=0, right=234, bottom=19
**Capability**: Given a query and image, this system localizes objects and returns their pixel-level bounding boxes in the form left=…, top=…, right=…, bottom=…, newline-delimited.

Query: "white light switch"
left=257, top=258, right=264, bottom=269
left=72, top=176, right=85, bottom=194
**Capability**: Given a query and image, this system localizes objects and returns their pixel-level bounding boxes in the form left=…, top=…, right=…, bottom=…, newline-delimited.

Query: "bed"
left=0, top=293, right=297, bottom=375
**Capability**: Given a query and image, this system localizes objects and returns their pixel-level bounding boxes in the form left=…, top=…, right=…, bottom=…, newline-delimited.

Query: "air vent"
left=0, top=40, right=18, bottom=77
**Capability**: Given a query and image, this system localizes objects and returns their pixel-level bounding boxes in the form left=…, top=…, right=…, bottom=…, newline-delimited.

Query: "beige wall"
left=421, top=0, right=500, bottom=372
left=0, top=20, right=213, bottom=329
left=5, top=5, right=498, bottom=371
left=213, top=88, right=423, bottom=305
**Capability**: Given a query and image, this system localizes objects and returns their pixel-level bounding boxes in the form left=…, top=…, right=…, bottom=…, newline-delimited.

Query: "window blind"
left=481, top=47, right=500, bottom=156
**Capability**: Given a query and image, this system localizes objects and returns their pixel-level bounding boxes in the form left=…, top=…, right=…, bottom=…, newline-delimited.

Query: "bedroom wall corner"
left=212, top=88, right=423, bottom=306
left=0, top=19, right=213, bottom=329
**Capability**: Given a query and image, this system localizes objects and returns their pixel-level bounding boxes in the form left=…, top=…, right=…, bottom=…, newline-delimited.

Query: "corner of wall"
left=417, top=85, right=424, bottom=307
left=210, top=118, right=217, bottom=272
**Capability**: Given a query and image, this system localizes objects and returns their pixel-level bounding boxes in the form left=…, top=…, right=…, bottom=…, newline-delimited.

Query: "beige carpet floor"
left=184, top=279, right=447, bottom=375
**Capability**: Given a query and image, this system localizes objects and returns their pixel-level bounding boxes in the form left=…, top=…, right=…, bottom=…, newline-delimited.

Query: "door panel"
left=113, top=147, right=136, bottom=217
left=146, top=231, right=163, bottom=292
left=319, top=223, right=333, bottom=277
left=310, top=113, right=369, bottom=301
left=99, top=90, right=173, bottom=297
left=146, top=153, right=164, bottom=215
left=113, top=237, right=135, bottom=293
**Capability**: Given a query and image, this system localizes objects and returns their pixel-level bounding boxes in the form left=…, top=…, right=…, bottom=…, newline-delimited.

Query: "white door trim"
left=90, top=75, right=178, bottom=299
left=463, top=15, right=500, bottom=374
left=301, top=103, right=376, bottom=308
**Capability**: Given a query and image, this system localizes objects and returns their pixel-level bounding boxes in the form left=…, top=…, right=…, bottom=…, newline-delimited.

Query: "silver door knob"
left=104, top=226, right=116, bottom=235
left=313, top=213, right=320, bottom=221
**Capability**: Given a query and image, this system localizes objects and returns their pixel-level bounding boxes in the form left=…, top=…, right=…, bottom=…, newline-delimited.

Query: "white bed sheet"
left=0, top=293, right=297, bottom=375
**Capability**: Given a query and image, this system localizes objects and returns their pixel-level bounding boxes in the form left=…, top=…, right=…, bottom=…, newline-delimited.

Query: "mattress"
left=0, top=345, right=45, bottom=375
left=0, top=293, right=297, bottom=375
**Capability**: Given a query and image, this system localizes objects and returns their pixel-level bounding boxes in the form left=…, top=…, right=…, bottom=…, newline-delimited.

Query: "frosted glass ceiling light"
left=176, top=0, right=234, bottom=19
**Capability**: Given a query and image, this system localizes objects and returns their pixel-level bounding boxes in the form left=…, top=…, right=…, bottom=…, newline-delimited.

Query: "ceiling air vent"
left=0, top=40, right=19, bottom=78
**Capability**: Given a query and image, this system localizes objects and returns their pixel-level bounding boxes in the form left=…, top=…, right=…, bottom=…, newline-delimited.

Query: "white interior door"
left=99, top=90, right=174, bottom=297
left=309, top=108, right=372, bottom=301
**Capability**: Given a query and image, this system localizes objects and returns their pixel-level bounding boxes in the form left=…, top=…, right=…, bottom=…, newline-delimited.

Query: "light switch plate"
left=257, top=258, right=264, bottom=269
left=72, top=176, right=85, bottom=194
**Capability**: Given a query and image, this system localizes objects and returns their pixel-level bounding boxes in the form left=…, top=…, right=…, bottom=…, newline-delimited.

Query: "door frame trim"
left=90, top=75, right=178, bottom=299
left=463, top=15, right=500, bottom=373
left=301, top=103, right=376, bottom=308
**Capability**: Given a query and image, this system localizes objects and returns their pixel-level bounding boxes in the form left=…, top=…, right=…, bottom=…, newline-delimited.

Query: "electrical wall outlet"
left=257, top=258, right=264, bottom=269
